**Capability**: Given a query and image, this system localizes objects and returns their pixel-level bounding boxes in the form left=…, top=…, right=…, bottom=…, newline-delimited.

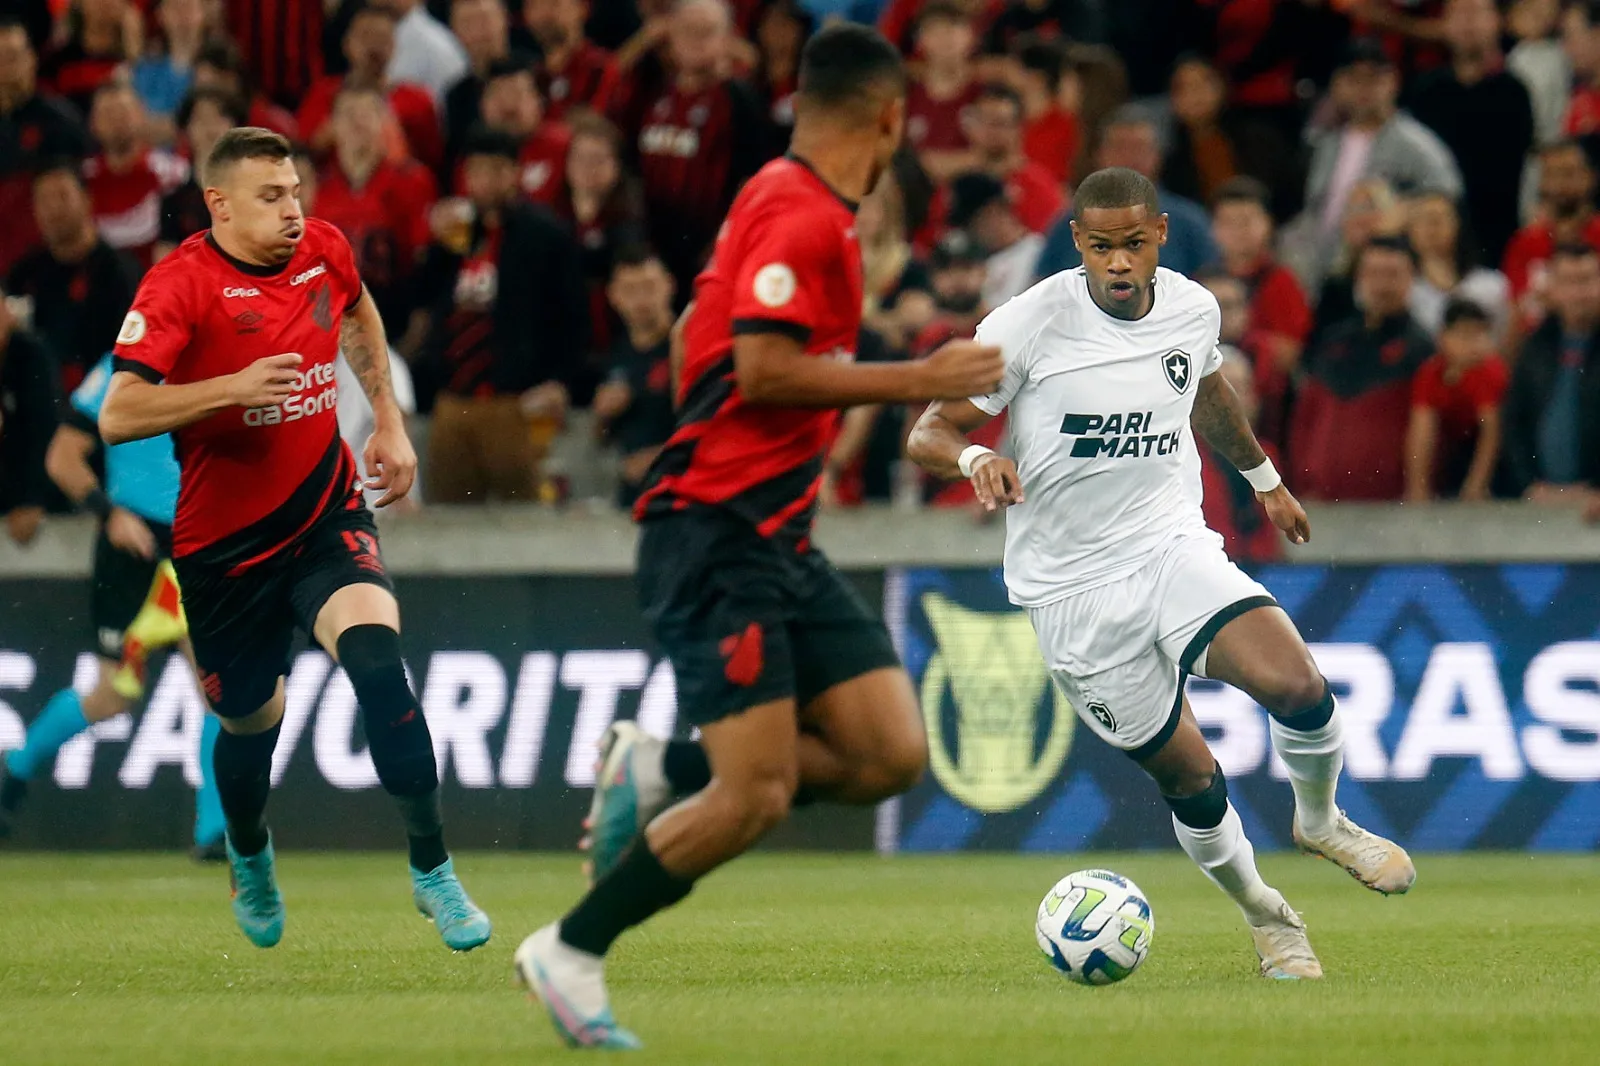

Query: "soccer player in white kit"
left=907, top=167, right=1416, bottom=979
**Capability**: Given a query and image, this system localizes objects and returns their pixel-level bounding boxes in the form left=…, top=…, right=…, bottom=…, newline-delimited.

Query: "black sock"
left=213, top=723, right=281, bottom=857
left=396, top=789, right=448, bottom=872
left=662, top=739, right=711, bottom=795
left=338, top=624, right=450, bottom=867
left=559, top=840, right=694, bottom=957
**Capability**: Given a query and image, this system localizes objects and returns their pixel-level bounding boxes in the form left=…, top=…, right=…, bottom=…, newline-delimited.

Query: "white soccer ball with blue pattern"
left=1034, top=869, right=1154, bottom=985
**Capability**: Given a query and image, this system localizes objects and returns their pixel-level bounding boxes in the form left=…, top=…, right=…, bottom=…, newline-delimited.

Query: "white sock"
left=1270, top=709, right=1344, bottom=838
left=1172, top=803, right=1285, bottom=927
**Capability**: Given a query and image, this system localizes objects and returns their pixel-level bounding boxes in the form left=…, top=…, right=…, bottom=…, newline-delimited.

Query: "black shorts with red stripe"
left=173, top=440, right=392, bottom=719
left=636, top=508, right=900, bottom=726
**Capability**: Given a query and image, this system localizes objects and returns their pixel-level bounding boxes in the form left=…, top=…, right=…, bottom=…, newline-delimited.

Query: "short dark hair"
left=334, top=80, right=387, bottom=108
left=460, top=123, right=521, bottom=161
left=1013, top=36, right=1067, bottom=94
left=0, top=15, right=30, bottom=41
left=1552, top=241, right=1600, bottom=265
left=1073, top=166, right=1159, bottom=214
left=797, top=23, right=905, bottom=116
left=32, top=157, right=85, bottom=189
left=917, top=0, right=970, bottom=29
left=204, top=126, right=292, bottom=185
left=195, top=39, right=245, bottom=77
left=1542, top=137, right=1592, bottom=163
left=1575, top=0, right=1600, bottom=27
left=91, top=74, right=137, bottom=104
left=349, top=2, right=399, bottom=26
left=975, top=82, right=1023, bottom=120
left=1442, top=297, right=1492, bottom=329
left=178, top=87, right=249, bottom=130
left=612, top=244, right=664, bottom=274
left=1357, top=233, right=1418, bottom=270
left=485, top=56, right=537, bottom=85
left=1212, top=175, right=1271, bottom=212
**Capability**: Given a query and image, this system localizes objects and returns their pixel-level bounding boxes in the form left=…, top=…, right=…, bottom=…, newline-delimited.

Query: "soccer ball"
left=1034, top=869, right=1154, bottom=985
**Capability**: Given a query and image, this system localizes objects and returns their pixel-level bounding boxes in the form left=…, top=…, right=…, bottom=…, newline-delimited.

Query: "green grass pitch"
left=1, top=851, right=1597, bottom=1064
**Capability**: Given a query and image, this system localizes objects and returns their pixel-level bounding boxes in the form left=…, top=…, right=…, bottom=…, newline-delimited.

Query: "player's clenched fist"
left=228, top=353, right=303, bottom=408
left=969, top=453, right=1024, bottom=512
left=919, top=339, right=1005, bottom=399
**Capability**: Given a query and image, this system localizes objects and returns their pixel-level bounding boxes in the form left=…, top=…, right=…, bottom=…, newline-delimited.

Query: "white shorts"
left=1026, top=531, right=1275, bottom=760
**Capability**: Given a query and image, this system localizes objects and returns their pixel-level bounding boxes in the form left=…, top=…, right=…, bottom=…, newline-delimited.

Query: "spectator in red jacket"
left=608, top=0, right=776, bottom=295
left=1210, top=175, right=1310, bottom=445
left=299, top=4, right=443, bottom=172
left=1501, top=139, right=1600, bottom=328
left=949, top=83, right=1064, bottom=232
left=555, top=114, right=646, bottom=363
left=1292, top=236, right=1436, bottom=501
left=0, top=18, right=91, bottom=276
left=316, top=84, right=438, bottom=333
left=1404, top=297, right=1508, bottom=501
left=83, top=78, right=190, bottom=271
left=41, top=0, right=139, bottom=117
left=469, top=57, right=571, bottom=207
left=525, top=0, right=619, bottom=121
left=907, top=1, right=983, bottom=177
left=1010, top=36, right=1079, bottom=186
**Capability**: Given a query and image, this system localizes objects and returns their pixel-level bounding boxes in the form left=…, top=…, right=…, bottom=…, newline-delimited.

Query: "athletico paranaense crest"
left=311, top=284, right=333, bottom=332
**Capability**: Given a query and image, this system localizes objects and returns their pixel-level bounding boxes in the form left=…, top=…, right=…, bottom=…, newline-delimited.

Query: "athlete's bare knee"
left=1149, top=761, right=1216, bottom=798
left=1256, top=657, right=1326, bottom=718
left=867, top=729, right=927, bottom=798
left=703, top=774, right=793, bottom=847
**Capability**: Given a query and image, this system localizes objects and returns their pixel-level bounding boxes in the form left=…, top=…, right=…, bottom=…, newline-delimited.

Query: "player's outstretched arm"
left=340, top=285, right=417, bottom=508
left=1190, top=369, right=1311, bottom=544
left=907, top=399, right=1024, bottom=512
left=99, top=357, right=304, bottom=445
left=735, top=333, right=1004, bottom=408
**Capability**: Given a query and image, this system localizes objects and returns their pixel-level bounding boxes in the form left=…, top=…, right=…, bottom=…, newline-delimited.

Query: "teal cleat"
left=227, top=836, right=285, bottom=948
left=582, top=722, right=670, bottom=885
left=412, top=857, right=492, bottom=951
left=514, top=925, right=642, bottom=1051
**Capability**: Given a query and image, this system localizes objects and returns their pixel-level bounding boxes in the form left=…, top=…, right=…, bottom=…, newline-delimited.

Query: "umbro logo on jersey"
left=1059, top=411, right=1182, bottom=459
left=1162, top=349, right=1192, bottom=393
left=290, top=263, right=327, bottom=286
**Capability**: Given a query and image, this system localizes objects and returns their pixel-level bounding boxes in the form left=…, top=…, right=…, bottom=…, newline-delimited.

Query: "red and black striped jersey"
left=635, top=156, right=863, bottom=543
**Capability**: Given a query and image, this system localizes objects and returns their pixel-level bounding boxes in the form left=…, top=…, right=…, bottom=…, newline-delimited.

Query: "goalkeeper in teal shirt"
left=0, top=353, right=224, bottom=857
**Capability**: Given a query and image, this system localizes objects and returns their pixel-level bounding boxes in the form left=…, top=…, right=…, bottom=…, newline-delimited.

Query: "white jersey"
left=972, top=266, right=1224, bottom=607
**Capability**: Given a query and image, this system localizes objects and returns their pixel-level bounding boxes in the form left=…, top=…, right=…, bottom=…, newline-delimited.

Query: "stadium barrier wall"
left=890, top=564, right=1600, bottom=853
left=3, top=505, right=1600, bottom=852
left=0, top=574, right=881, bottom=851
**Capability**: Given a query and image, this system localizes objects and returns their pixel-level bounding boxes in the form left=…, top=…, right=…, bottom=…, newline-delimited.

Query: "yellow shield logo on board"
left=919, top=592, right=1075, bottom=814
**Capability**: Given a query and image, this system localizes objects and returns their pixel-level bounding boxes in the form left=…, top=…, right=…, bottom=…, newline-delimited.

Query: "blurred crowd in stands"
left=1, top=0, right=1599, bottom=561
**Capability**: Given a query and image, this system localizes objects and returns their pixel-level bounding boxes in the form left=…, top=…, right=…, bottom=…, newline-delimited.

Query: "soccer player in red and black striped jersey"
left=98, top=127, right=490, bottom=955
left=513, top=25, right=1003, bottom=1050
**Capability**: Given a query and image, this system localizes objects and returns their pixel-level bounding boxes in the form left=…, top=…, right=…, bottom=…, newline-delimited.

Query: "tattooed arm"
left=1189, top=368, right=1311, bottom=544
left=1190, top=367, right=1268, bottom=472
left=341, top=285, right=417, bottom=507
left=340, top=285, right=400, bottom=423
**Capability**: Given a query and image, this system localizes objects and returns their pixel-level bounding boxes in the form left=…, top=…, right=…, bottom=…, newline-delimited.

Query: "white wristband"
left=1240, top=457, right=1282, bottom=493
left=958, top=444, right=996, bottom=479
